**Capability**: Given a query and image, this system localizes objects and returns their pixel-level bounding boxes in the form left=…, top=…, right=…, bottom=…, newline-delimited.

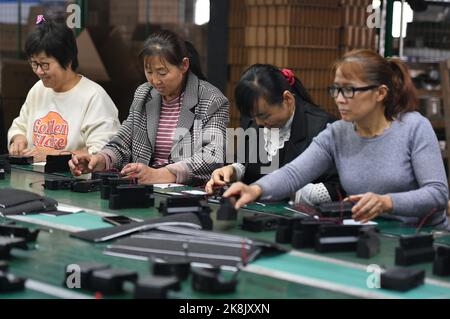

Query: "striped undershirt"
left=152, top=93, right=184, bottom=167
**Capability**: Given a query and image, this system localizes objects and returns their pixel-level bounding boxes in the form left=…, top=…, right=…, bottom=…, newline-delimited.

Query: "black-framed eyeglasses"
left=29, top=61, right=50, bottom=71
left=327, top=85, right=378, bottom=99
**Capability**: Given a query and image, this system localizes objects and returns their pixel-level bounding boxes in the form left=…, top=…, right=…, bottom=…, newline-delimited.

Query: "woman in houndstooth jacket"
left=70, top=30, right=229, bottom=185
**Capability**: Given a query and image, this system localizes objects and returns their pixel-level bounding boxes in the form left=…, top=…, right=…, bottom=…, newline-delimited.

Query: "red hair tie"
left=281, top=68, right=295, bottom=86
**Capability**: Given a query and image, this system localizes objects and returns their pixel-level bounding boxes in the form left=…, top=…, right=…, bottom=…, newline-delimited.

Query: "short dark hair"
left=235, top=64, right=315, bottom=118
left=139, top=30, right=206, bottom=80
left=25, top=18, right=78, bottom=71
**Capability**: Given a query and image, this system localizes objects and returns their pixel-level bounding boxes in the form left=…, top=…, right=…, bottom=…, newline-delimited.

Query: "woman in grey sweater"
left=225, top=49, right=449, bottom=228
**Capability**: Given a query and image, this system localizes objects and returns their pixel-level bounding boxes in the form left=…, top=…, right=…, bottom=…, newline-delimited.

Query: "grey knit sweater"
left=256, top=112, right=449, bottom=227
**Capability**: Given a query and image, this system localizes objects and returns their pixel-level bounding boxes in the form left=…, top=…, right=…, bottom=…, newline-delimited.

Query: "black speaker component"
left=91, top=171, right=122, bottom=181
left=216, top=197, right=238, bottom=221
left=0, top=271, right=26, bottom=292
left=159, top=196, right=213, bottom=230
left=291, top=219, right=336, bottom=249
left=0, top=236, right=28, bottom=259
left=0, top=155, right=11, bottom=173
left=356, top=228, right=380, bottom=258
left=89, top=268, right=138, bottom=295
left=44, top=154, right=72, bottom=173
left=103, top=176, right=137, bottom=200
left=44, top=176, right=78, bottom=190
left=109, top=184, right=154, bottom=209
left=433, top=246, right=450, bottom=277
left=242, top=214, right=280, bottom=232
left=275, top=217, right=301, bottom=244
left=0, top=260, right=9, bottom=272
left=395, top=234, right=435, bottom=266
left=153, top=260, right=191, bottom=281
left=191, top=267, right=237, bottom=294
left=317, top=201, right=354, bottom=219
left=8, top=155, right=33, bottom=165
left=380, top=267, right=425, bottom=291
left=95, top=172, right=123, bottom=200
left=71, top=179, right=102, bottom=193
left=315, top=224, right=377, bottom=253
left=64, top=262, right=111, bottom=290
left=133, top=275, right=180, bottom=299
left=0, top=224, right=40, bottom=242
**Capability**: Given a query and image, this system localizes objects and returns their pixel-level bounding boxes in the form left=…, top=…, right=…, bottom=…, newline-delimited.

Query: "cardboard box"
left=0, top=58, right=36, bottom=99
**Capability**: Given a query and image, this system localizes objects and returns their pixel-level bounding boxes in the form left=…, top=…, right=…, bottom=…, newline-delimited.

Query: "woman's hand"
left=22, top=147, right=59, bottom=163
left=9, top=134, right=28, bottom=156
left=205, top=165, right=236, bottom=194
left=121, top=163, right=176, bottom=184
left=69, top=154, right=106, bottom=176
left=346, top=192, right=393, bottom=223
left=223, top=182, right=263, bottom=209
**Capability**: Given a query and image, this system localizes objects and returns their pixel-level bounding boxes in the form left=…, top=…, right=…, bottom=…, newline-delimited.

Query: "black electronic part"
left=0, top=169, right=4, bottom=180
left=102, top=215, right=136, bottom=226
left=0, top=236, right=28, bottom=259
left=216, top=197, right=238, bottom=221
left=380, top=267, right=425, bottom=291
left=0, top=260, right=9, bottom=272
left=71, top=179, right=102, bottom=193
left=395, top=234, right=435, bottom=266
left=242, top=214, right=279, bottom=232
left=159, top=197, right=213, bottom=230
left=89, top=268, right=138, bottom=294
left=8, top=155, right=33, bottom=165
left=109, top=184, right=154, bottom=210
left=275, top=217, right=303, bottom=244
left=44, top=154, right=72, bottom=173
left=44, top=176, right=78, bottom=190
left=64, top=262, right=111, bottom=290
left=91, top=171, right=122, bottom=182
left=152, top=260, right=190, bottom=280
left=134, top=275, right=180, bottom=299
left=433, top=246, right=450, bottom=276
left=315, top=224, right=376, bottom=253
left=317, top=201, right=354, bottom=218
left=0, top=224, right=40, bottom=242
left=356, top=229, right=380, bottom=258
left=103, top=176, right=137, bottom=200
left=95, top=172, right=123, bottom=200
left=191, top=267, right=237, bottom=294
left=291, top=220, right=335, bottom=249
left=0, top=271, right=26, bottom=292
left=0, top=155, right=11, bottom=173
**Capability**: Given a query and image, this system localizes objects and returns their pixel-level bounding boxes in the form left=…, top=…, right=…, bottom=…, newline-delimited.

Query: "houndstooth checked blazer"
left=101, top=72, right=229, bottom=185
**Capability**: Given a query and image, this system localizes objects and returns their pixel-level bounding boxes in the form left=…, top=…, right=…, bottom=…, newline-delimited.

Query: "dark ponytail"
left=235, top=63, right=316, bottom=118
left=139, top=30, right=205, bottom=80
left=184, top=40, right=206, bottom=80
left=387, top=58, right=418, bottom=118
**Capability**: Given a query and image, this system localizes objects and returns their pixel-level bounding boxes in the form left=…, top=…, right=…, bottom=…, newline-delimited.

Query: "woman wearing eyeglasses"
left=224, top=49, right=449, bottom=229
left=205, top=64, right=343, bottom=205
left=7, top=17, right=120, bottom=162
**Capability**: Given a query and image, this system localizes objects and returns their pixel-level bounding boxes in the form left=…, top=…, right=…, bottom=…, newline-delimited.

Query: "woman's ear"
left=180, top=57, right=190, bottom=74
left=376, top=85, right=389, bottom=102
left=282, top=90, right=295, bottom=107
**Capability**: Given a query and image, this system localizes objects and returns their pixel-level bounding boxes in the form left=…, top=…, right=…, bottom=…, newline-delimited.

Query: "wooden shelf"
left=431, top=119, right=445, bottom=129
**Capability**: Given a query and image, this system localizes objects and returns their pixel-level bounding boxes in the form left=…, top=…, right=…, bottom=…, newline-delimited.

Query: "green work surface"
left=251, top=253, right=450, bottom=299
left=13, top=212, right=113, bottom=231
left=1, top=168, right=450, bottom=299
